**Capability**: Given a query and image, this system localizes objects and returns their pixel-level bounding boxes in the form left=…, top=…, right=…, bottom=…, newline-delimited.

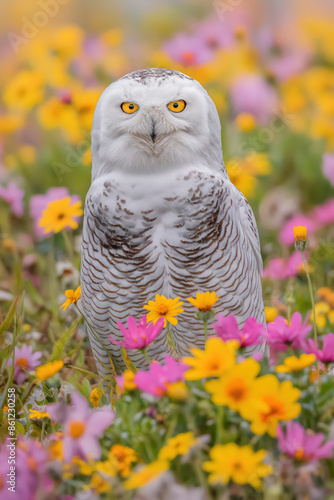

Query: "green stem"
left=41, top=419, right=46, bottom=441
left=166, top=323, right=178, bottom=357
left=193, top=457, right=214, bottom=500
left=216, top=405, right=224, bottom=444
left=62, top=230, right=75, bottom=262
left=141, top=348, right=151, bottom=364
left=301, top=250, right=318, bottom=347
left=203, top=320, right=208, bottom=344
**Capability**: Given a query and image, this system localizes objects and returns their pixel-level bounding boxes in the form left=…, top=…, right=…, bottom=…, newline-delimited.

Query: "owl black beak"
left=150, top=123, right=156, bottom=143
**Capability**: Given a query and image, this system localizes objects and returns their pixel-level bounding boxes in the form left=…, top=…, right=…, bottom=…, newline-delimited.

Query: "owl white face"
left=91, top=69, right=223, bottom=179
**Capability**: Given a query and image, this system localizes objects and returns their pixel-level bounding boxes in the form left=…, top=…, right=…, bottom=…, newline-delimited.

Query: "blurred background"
left=1, top=0, right=334, bottom=320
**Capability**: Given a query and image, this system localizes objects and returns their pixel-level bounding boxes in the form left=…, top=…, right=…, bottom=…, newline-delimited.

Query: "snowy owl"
left=81, top=68, right=265, bottom=380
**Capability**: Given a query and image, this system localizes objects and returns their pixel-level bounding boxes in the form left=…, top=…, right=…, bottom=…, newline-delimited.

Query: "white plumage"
left=81, top=68, right=265, bottom=380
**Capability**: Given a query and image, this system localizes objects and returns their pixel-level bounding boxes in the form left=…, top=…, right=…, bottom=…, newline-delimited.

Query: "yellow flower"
left=60, top=286, right=81, bottom=311
left=242, top=375, right=301, bottom=437
left=48, top=440, right=63, bottom=461
left=51, top=25, right=84, bottom=59
left=90, top=387, right=103, bottom=408
left=166, top=381, right=188, bottom=401
left=276, top=354, right=316, bottom=373
left=158, top=432, right=199, bottom=461
left=86, top=473, right=111, bottom=494
left=117, top=369, right=137, bottom=394
left=0, top=114, right=24, bottom=134
left=317, top=287, right=334, bottom=308
left=293, top=226, right=307, bottom=241
left=72, top=89, right=102, bottom=129
left=143, top=294, right=183, bottom=327
left=39, top=197, right=83, bottom=234
left=109, top=444, right=139, bottom=477
left=29, top=409, right=50, bottom=420
left=19, top=145, right=36, bottom=164
left=101, top=29, right=123, bottom=47
left=264, top=306, right=278, bottom=323
left=235, top=112, right=257, bottom=131
left=310, top=302, right=334, bottom=330
left=183, top=338, right=238, bottom=381
left=293, top=226, right=307, bottom=242
left=38, top=98, right=82, bottom=143
left=124, top=460, right=169, bottom=489
left=205, top=358, right=261, bottom=412
left=203, top=443, right=272, bottom=489
left=35, top=360, right=64, bottom=382
left=187, top=291, right=219, bottom=312
left=3, top=71, right=44, bottom=110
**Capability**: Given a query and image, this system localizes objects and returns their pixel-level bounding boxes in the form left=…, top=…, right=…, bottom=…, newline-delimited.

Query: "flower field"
left=1, top=1, right=334, bottom=499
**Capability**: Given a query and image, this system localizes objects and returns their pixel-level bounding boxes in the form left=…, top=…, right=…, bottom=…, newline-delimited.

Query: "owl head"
left=91, top=68, right=225, bottom=180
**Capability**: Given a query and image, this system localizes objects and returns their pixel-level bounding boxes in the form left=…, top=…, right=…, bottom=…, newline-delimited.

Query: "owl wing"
left=231, top=184, right=263, bottom=276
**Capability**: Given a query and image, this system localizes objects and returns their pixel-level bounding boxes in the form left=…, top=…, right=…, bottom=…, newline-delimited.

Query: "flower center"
left=157, top=304, right=169, bottom=316
left=233, top=460, right=244, bottom=471
left=260, top=396, right=285, bottom=422
left=69, top=421, right=86, bottom=439
left=57, top=213, right=66, bottom=220
left=199, top=305, right=212, bottom=312
left=16, top=357, right=29, bottom=369
left=226, top=378, right=248, bottom=402
left=27, top=457, right=38, bottom=471
left=294, top=447, right=305, bottom=460
left=181, top=51, right=195, bottom=65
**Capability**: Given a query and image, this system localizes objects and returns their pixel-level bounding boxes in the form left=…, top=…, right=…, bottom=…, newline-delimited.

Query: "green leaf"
left=50, top=318, right=80, bottom=362
left=0, top=296, right=19, bottom=337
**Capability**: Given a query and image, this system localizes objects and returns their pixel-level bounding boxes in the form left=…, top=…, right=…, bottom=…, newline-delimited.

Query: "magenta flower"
left=0, top=182, right=24, bottom=217
left=7, top=345, right=42, bottom=384
left=278, top=421, right=334, bottom=462
left=265, top=312, right=312, bottom=351
left=47, top=391, right=114, bottom=462
left=30, top=187, right=81, bottom=237
left=111, top=315, right=164, bottom=350
left=135, top=356, right=188, bottom=397
left=322, top=153, right=334, bottom=187
left=279, top=215, right=316, bottom=246
left=0, top=438, right=51, bottom=500
left=263, top=251, right=310, bottom=280
left=163, top=33, right=213, bottom=66
left=312, top=199, right=334, bottom=228
left=304, top=333, right=334, bottom=364
left=230, top=74, right=278, bottom=124
left=213, top=314, right=265, bottom=348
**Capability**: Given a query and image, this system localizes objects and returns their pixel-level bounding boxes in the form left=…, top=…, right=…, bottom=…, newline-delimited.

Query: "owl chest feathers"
left=83, top=167, right=237, bottom=277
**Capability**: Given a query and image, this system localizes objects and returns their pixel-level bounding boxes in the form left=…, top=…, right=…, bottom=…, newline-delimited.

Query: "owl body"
left=81, top=68, right=265, bottom=379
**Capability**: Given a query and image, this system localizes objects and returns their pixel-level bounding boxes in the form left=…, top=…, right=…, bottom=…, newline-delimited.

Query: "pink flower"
left=278, top=421, right=334, bottom=462
left=29, top=187, right=81, bottom=237
left=265, top=312, right=312, bottom=351
left=312, top=199, right=334, bottom=228
left=263, top=251, right=308, bottom=280
left=47, top=391, right=114, bottom=462
left=135, top=356, right=188, bottom=397
left=213, top=314, right=265, bottom=348
left=279, top=215, right=316, bottom=246
left=111, top=315, right=164, bottom=350
left=322, top=153, right=334, bottom=187
left=163, top=33, right=214, bottom=66
left=7, top=345, right=42, bottom=384
left=304, top=333, right=334, bottom=364
left=0, top=438, right=52, bottom=500
left=230, top=74, right=278, bottom=124
left=0, top=182, right=24, bottom=217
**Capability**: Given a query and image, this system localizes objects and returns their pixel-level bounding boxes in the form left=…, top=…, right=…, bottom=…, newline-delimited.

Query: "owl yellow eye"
left=167, top=100, right=186, bottom=113
left=121, top=102, right=139, bottom=114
